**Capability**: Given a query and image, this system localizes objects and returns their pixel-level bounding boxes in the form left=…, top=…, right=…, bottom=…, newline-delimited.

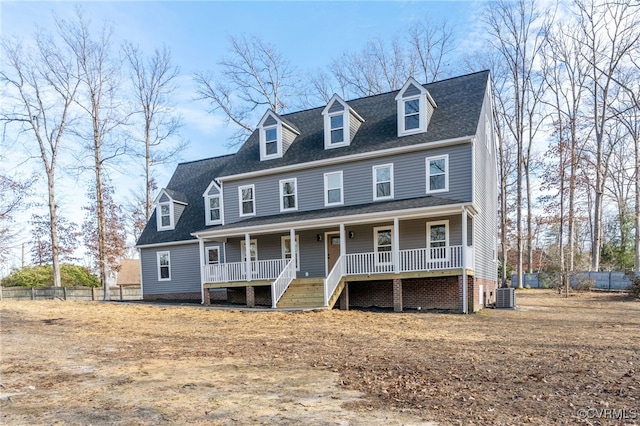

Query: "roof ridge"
left=177, top=152, right=235, bottom=166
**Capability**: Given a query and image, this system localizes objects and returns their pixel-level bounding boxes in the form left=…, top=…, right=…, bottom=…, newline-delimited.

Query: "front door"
left=326, top=233, right=341, bottom=274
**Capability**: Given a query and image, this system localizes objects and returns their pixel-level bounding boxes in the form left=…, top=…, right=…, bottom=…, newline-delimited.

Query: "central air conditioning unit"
left=496, top=287, right=515, bottom=309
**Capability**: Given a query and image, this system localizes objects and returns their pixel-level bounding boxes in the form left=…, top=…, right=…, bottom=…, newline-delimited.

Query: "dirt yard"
left=1, top=290, right=638, bottom=425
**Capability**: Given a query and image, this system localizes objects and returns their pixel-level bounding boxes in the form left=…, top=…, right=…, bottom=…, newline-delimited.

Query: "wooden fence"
left=0, top=285, right=142, bottom=301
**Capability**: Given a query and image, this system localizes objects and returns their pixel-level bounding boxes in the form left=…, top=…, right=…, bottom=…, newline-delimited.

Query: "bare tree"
left=483, top=0, right=547, bottom=288
left=194, top=35, right=298, bottom=146
left=30, top=213, right=80, bottom=265
left=0, top=169, right=34, bottom=264
left=123, top=42, right=185, bottom=220
left=58, top=7, right=129, bottom=299
left=0, top=29, right=81, bottom=287
left=574, top=0, right=640, bottom=271
left=408, top=16, right=456, bottom=83
left=82, top=182, right=126, bottom=280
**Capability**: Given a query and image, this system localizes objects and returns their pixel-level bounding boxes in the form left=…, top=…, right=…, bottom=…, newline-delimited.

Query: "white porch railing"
left=204, top=259, right=288, bottom=283
left=271, top=259, right=296, bottom=308
left=324, top=255, right=345, bottom=306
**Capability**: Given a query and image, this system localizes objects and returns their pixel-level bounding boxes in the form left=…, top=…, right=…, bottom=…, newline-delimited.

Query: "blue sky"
left=0, top=0, right=484, bottom=271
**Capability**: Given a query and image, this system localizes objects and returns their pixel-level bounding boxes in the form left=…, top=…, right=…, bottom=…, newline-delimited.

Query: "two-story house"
left=136, top=70, right=498, bottom=313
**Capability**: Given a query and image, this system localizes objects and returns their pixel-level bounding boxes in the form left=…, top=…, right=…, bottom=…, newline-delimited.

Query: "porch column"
left=290, top=228, right=296, bottom=268
left=393, top=278, right=403, bottom=312
left=339, top=223, right=346, bottom=257
left=244, top=233, right=251, bottom=282
left=246, top=286, right=255, bottom=308
left=198, top=238, right=206, bottom=304
left=393, top=217, right=400, bottom=274
left=461, top=208, right=468, bottom=314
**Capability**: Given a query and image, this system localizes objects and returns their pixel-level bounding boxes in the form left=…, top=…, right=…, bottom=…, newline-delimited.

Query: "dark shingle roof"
left=136, top=154, right=232, bottom=246
left=136, top=71, right=489, bottom=246
left=193, top=195, right=467, bottom=236
left=221, top=70, right=489, bottom=177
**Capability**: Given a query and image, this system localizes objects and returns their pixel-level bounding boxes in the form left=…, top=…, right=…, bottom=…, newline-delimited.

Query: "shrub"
left=573, top=277, right=595, bottom=292
left=0, top=265, right=100, bottom=288
left=626, top=274, right=640, bottom=299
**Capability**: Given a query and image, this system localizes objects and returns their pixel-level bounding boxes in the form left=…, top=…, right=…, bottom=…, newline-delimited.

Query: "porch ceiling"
left=193, top=196, right=477, bottom=239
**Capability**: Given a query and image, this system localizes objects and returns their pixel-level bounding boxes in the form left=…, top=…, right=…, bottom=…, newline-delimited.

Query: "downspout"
left=461, top=207, right=468, bottom=314
left=198, top=238, right=205, bottom=304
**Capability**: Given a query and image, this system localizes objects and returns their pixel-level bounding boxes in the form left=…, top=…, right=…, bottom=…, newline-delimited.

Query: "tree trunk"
left=635, top=130, right=640, bottom=272
left=47, top=171, right=61, bottom=287
left=93, top=118, right=110, bottom=301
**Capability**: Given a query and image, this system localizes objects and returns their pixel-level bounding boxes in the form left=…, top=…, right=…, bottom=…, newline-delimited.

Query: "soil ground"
left=1, top=290, right=639, bottom=425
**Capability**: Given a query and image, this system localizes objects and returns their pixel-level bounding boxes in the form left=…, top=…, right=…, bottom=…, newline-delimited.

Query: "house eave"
left=136, top=239, right=197, bottom=249
left=218, top=135, right=474, bottom=182
left=192, top=201, right=477, bottom=239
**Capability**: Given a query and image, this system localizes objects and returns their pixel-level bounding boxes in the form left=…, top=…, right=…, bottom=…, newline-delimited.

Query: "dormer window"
left=264, top=126, right=278, bottom=156
left=322, top=94, right=364, bottom=149
left=395, top=77, right=437, bottom=137
left=258, top=110, right=300, bottom=161
left=203, top=180, right=223, bottom=226
left=330, top=114, right=344, bottom=144
left=159, top=203, right=172, bottom=229
left=154, top=189, right=187, bottom=231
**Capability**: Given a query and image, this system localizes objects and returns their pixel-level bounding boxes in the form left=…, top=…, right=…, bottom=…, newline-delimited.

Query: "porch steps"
left=276, top=278, right=324, bottom=308
left=326, top=278, right=346, bottom=310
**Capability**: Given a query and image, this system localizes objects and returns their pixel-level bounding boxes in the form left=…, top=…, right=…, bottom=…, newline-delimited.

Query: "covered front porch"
left=194, top=204, right=476, bottom=312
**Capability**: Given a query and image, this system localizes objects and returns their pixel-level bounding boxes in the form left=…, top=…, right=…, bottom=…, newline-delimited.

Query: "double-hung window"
left=157, top=251, right=171, bottom=281
left=373, top=164, right=393, bottom=200
left=207, top=195, right=221, bottom=223
left=329, top=114, right=344, bottom=145
left=159, top=203, right=172, bottom=229
left=426, top=155, right=449, bottom=194
left=427, top=220, right=449, bottom=260
left=264, top=127, right=278, bottom=157
left=239, top=185, right=255, bottom=216
left=374, top=226, right=393, bottom=266
left=281, top=235, right=300, bottom=270
left=404, top=98, right=420, bottom=131
left=324, top=171, right=343, bottom=206
left=206, top=247, right=220, bottom=265
left=280, top=178, right=297, bottom=212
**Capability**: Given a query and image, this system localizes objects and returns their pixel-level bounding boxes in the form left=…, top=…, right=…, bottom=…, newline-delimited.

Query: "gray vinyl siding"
left=207, top=183, right=220, bottom=196
left=282, top=127, right=297, bottom=154
left=349, top=111, right=362, bottom=142
left=174, top=203, right=186, bottom=224
left=222, top=144, right=472, bottom=223
left=472, top=87, right=499, bottom=282
left=159, top=193, right=170, bottom=203
left=141, top=244, right=200, bottom=295
left=264, top=115, right=277, bottom=126
left=403, top=83, right=421, bottom=97
left=328, top=101, right=344, bottom=114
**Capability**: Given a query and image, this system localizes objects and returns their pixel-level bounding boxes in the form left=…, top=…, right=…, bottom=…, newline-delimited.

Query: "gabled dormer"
left=202, top=180, right=223, bottom=226
left=258, top=110, right=300, bottom=161
left=154, top=188, right=187, bottom=231
left=321, top=94, right=365, bottom=149
left=395, top=77, right=437, bottom=137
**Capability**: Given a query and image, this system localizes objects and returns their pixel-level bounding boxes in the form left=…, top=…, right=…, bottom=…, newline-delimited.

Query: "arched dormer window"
left=395, top=77, right=437, bottom=137
left=258, top=110, right=300, bottom=161
left=322, top=94, right=364, bottom=149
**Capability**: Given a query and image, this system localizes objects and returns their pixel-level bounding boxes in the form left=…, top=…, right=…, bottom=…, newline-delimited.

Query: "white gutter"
left=218, top=135, right=474, bottom=182
left=135, top=239, right=199, bottom=249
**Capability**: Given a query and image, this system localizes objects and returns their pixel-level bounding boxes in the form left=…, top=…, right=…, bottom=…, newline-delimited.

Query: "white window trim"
left=426, top=220, right=450, bottom=260
left=397, top=94, right=426, bottom=136
left=205, top=194, right=222, bottom=225
left=373, top=226, right=394, bottom=266
left=426, top=154, right=449, bottom=194
left=157, top=251, right=171, bottom=281
left=324, top=171, right=344, bottom=206
left=238, top=184, right=256, bottom=217
left=372, top=163, right=394, bottom=201
left=281, top=235, right=300, bottom=270
left=325, top=111, right=349, bottom=149
left=206, top=246, right=220, bottom=265
left=157, top=201, right=175, bottom=231
left=279, top=178, right=298, bottom=212
left=261, top=124, right=281, bottom=160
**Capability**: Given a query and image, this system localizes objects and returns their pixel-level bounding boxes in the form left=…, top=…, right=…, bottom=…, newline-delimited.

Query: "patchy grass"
left=1, top=290, right=638, bottom=425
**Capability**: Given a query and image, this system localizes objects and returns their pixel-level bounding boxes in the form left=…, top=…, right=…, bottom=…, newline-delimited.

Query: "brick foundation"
left=393, top=278, right=403, bottom=312
left=143, top=292, right=201, bottom=302
left=403, top=276, right=461, bottom=311
left=468, top=276, right=498, bottom=312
